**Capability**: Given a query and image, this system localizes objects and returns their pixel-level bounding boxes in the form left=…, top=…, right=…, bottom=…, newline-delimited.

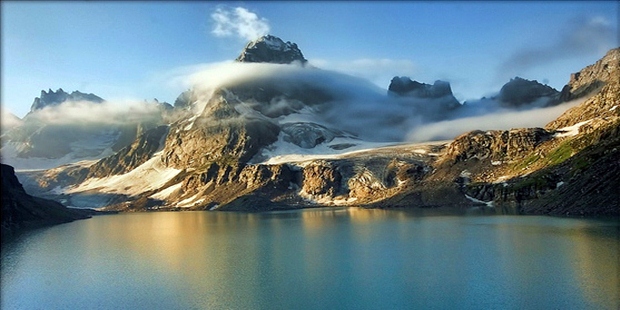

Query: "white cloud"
left=406, top=98, right=585, bottom=142
left=0, top=107, right=23, bottom=131
left=211, top=6, right=270, bottom=41
left=309, top=58, right=416, bottom=89
left=25, top=100, right=165, bottom=126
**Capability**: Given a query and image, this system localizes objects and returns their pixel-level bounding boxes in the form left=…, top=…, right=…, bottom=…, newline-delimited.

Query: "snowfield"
left=65, top=151, right=181, bottom=197
left=554, top=120, right=592, bottom=138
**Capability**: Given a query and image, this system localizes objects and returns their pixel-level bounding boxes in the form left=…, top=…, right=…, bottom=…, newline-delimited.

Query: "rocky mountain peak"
left=388, top=77, right=455, bottom=98
left=30, top=88, right=104, bottom=112
left=236, top=35, right=308, bottom=64
left=558, top=47, right=620, bottom=102
left=497, top=77, right=558, bottom=108
left=387, top=76, right=461, bottom=111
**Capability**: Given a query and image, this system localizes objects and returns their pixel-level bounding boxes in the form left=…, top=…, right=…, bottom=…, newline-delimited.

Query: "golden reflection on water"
left=489, top=217, right=620, bottom=308
left=569, top=222, right=620, bottom=309
left=71, top=210, right=618, bottom=309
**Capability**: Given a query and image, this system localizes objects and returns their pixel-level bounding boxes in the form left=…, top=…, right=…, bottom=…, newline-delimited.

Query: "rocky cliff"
left=556, top=47, right=619, bottom=102
left=1, top=164, right=94, bottom=239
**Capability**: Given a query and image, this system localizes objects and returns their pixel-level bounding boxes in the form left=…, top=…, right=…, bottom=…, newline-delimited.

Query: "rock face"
left=441, top=128, right=554, bottom=164
left=557, top=47, right=620, bottom=102
left=86, top=125, right=169, bottom=178
left=388, top=77, right=461, bottom=111
left=281, top=123, right=346, bottom=149
left=30, top=88, right=103, bottom=112
left=161, top=89, right=280, bottom=169
left=497, top=77, right=558, bottom=108
left=389, top=77, right=454, bottom=98
left=547, top=48, right=620, bottom=129
left=236, top=35, right=308, bottom=65
left=1, top=164, right=93, bottom=239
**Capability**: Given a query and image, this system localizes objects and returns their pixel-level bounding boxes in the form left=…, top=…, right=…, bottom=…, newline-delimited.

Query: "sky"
left=1, top=1, right=618, bottom=118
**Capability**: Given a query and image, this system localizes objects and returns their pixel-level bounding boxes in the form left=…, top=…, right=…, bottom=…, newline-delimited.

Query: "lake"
left=1, top=208, right=619, bottom=309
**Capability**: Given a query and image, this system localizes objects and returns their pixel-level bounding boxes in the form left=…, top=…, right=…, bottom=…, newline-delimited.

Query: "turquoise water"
left=2, top=208, right=619, bottom=309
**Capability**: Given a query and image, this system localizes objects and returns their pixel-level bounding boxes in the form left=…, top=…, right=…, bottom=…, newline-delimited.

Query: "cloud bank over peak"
left=211, top=6, right=270, bottom=42
left=24, top=99, right=167, bottom=126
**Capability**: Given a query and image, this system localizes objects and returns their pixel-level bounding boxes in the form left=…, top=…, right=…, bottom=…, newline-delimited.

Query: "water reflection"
left=1, top=209, right=618, bottom=309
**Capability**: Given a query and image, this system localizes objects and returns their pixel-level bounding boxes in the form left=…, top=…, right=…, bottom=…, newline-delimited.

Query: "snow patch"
left=554, top=120, right=592, bottom=138
left=66, top=154, right=181, bottom=197
left=149, top=183, right=183, bottom=200
left=174, top=193, right=205, bottom=208
left=465, top=194, right=495, bottom=207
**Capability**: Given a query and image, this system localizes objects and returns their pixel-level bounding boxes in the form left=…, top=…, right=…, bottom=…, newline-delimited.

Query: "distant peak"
left=236, top=34, right=308, bottom=64
left=29, top=88, right=104, bottom=113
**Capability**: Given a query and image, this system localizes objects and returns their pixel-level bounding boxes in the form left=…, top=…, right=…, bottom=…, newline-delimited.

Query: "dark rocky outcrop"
left=388, top=77, right=461, bottom=112
left=281, top=122, right=347, bottom=149
left=1, top=164, right=94, bottom=239
left=236, top=35, right=308, bottom=65
left=496, top=77, right=558, bottom=108
left=388, top=77, right=455, bottom=99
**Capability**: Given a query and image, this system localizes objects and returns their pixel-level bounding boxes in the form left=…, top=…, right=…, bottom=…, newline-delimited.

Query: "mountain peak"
left=497, top=76, right=558, bottom=108
left=236, top=35, right=308, bottom=64
left=30, top=88, right=104, bottom=112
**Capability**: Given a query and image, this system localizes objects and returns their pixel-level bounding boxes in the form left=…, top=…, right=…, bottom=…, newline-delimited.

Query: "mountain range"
left=3, top=35, right=618, bottom=226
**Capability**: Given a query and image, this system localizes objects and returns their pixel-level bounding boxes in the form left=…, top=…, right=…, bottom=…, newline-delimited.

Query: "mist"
left=0, top=108, right=23, bottom=132
left=407, top=97, right=585, bottom=142
left=181, top=61, right=579, bottom=144
left=24, top=99, right=167, bottom=126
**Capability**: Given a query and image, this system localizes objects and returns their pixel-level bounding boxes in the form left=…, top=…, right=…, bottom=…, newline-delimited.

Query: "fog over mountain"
left=175, top=59, right=570, bottom=146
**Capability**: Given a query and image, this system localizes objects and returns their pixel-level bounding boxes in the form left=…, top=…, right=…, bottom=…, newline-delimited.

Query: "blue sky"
left=2, top=1, right=618, bottom=118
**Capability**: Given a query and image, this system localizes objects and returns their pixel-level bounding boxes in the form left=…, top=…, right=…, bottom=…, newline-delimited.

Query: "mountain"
left=30, top=88, right=104, bottom=113
left=236, top=35, right=308, bottom=64
left=388, top=77, right=461, bottom=112
left=495, top=77, right=559, bottom=108
left=1, top=91, right=172, bottom=170
left=18, top=39, right=620, bottom=216
left=1, top=163, right=94, bottom=239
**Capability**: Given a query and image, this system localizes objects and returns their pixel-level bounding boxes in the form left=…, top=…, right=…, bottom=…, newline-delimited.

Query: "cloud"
left=497, top=15, right=617, bottom=81
left=310, top=58, right=416, bottom=89
left=1, top=107, right=23, bottom=131
left=406, top=98, right=585, bottom=142
left=211, top=6, right=270, bottom=41
left=25, top=99, right=166, bottom=126
left=179, top=62, right=475, bottom=142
